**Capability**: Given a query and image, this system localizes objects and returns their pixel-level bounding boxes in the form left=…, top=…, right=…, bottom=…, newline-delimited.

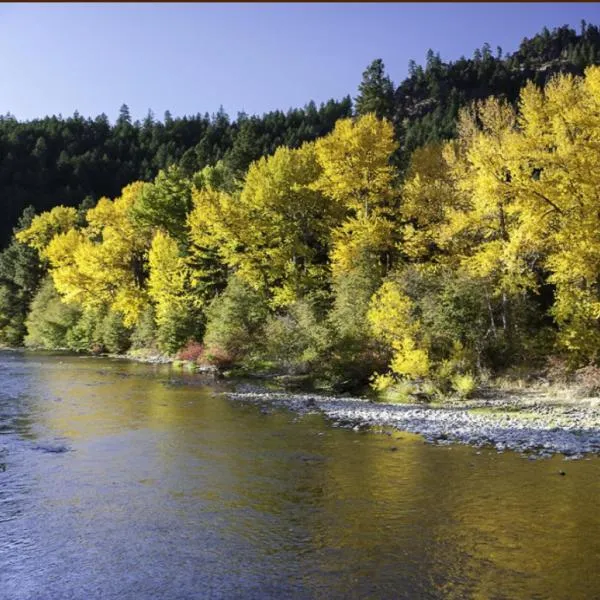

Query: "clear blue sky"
left=1, top=3, right=599, bottom=123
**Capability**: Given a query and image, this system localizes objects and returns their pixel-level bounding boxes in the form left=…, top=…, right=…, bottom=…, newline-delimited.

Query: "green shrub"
left=155, top=302, right=195, bottom=355
left=203, top=275, right=269, bottom=365
left=260, top=300, right=330, bottom=374
left=130, top=305, right=158, bottom=350
left=24, top=278, right=81, bottom=349
left=320, top=265, right=389, bottom=390
left=420, top=380, right=443, bottom=401
left=0, top=284, right=27, bottom=346
left=370, top=264, right=548, bottom=384
left=329, top=265, right=381, bottom=340
left=65, top=306, right=105, bottom=353
left=381, top=379, right=418, bottom=404
left=100, top=311, right=132, bottom=354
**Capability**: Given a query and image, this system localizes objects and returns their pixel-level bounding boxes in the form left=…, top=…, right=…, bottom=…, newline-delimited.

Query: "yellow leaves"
left=401, top=142, right=457, bottom=260
left=390, top=337, right=430, bottom=379
left=45, top=230, right=94, bottom=307
left=331, top=216, right=394, bottom=277
left=408, top=97, right=535, bottom=302
left=234, top=144, right=326, bottom=292
left=517, top=82, right=548, bottom=140
left=369, top=372, right=396, bottom=392
left=368, top=280, right=414, bottom=344
left=87, top=182, right=151, bottom=252
left=16, top=206, right=78, bottom=257
left=188, top=114, right=400, bottom=310
left=148, top=231, right=188, bottom=299
left=311, top=114, right=400, bottom=289
left=112, top=288, right=148, bottom=328
left=511, top=67, right=600, bottom=358
left=402, top=65, right=600, bottom=362
left=148, top=231, right=190, bottom=326
left=368, top=280, right=429, bottom=379
left=403, top=143, right=451, bottom=221
left=45, top=227, right=147, bottom=326
left=28, top=182, right=152, bottom=327
left=188, top=186, right=233, bottom=252
left=44, top=228, right=83, bottom=270
left=190, top=142, right=339, bottom=307
left=473, top=96, right=516, bottom=137
left=314, top=113, right=398, bottom=219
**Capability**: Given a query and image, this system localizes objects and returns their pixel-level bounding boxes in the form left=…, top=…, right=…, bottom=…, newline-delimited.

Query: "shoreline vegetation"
left=3, top=26, right=600, bottom=458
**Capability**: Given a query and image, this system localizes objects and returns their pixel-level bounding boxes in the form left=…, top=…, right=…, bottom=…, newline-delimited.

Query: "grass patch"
left=468, top=407, right=540, bottom=420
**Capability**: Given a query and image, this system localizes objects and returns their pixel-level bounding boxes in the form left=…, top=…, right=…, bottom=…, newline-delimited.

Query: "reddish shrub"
left=203, top=345, right=236, bottom=369
left=574, top=364, right=600, bottom=396
left=90, top=343, right=104, bottom=355
left=545, top=356, right=570, bottom=384
left=176, top=340, right=205, bottom=363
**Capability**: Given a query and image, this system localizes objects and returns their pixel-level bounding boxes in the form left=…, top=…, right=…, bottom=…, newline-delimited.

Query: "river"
left=0, top=351, right=599, bottom=599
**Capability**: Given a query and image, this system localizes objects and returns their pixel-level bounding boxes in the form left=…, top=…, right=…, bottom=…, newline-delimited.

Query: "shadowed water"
left=0, top=351, right=599, bottom=600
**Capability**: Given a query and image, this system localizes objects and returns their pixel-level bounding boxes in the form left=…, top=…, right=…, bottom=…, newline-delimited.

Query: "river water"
left=0, top=351, right=599, bottom=600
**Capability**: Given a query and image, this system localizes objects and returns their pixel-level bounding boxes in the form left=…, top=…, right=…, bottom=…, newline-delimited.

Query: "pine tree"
left=354, top=59, right=395, bottom=120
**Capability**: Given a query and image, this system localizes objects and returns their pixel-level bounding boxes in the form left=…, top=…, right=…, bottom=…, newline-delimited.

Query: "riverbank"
left=225, top=384, right=600, bottom=459
left=6, top=347, right=600, bottom=458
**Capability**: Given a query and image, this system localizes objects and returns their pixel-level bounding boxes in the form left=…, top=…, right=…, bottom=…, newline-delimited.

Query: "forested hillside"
left=3, top=23, right=600, bottom=395
left=0, top=99, right=353, bottom=247
left=2, top=23, right=599, bottom=248
left=358, top=22, right=600, bottom=161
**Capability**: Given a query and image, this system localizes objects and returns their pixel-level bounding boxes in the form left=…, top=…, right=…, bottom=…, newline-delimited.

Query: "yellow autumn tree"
left=147, top=230, right=195, bottom=352
left=314, top=113, right=397, bottom=219
left=509, top=67, right=600, bottom=360
left=16, top=206, right=78, bottom=258
left=401, top=67, right=600, bottom=366
left=187, top=184, right=232, bottom=308
left=401, top=142, right=458, bottom=261
left=367, top=279, right=429, bottom=381
left=439, top=99, right=537, bottom=294
left=399, top=100, right=542, bottom=361
left=314, top=113, right=399, bottom=279
left=42, top=182, right=152, bottom=327
left=190, top=143, right=339, bottom=307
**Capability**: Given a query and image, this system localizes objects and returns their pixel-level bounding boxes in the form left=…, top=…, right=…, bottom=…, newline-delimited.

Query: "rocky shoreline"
left=225, top=387, right=600, bottom=459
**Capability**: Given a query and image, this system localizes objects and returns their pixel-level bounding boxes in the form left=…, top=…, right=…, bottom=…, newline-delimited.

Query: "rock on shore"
left=225, top=389, right=600, bottom=458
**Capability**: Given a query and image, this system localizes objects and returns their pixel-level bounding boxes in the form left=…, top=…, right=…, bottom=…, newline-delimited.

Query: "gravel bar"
left=225, top=389, right=600, bottom=459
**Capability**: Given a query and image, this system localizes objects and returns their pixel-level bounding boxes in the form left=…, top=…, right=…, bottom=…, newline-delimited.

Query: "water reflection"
left=0, top=351, right=598, bottom=599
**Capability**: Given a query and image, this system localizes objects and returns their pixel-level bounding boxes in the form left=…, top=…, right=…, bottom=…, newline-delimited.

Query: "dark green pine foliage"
left=393, top=24, right=600, bottom=168
left=222, top=98, right=353, bottom=177
left=354, top=59, right=395, bottom=121
left=0, top=98, right=353, bottom=248
left=0, top=207, right=44, bottom=344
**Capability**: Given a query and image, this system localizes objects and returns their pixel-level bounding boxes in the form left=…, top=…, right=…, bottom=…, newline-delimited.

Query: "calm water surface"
left=0, top=351, right=599, bottom=600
